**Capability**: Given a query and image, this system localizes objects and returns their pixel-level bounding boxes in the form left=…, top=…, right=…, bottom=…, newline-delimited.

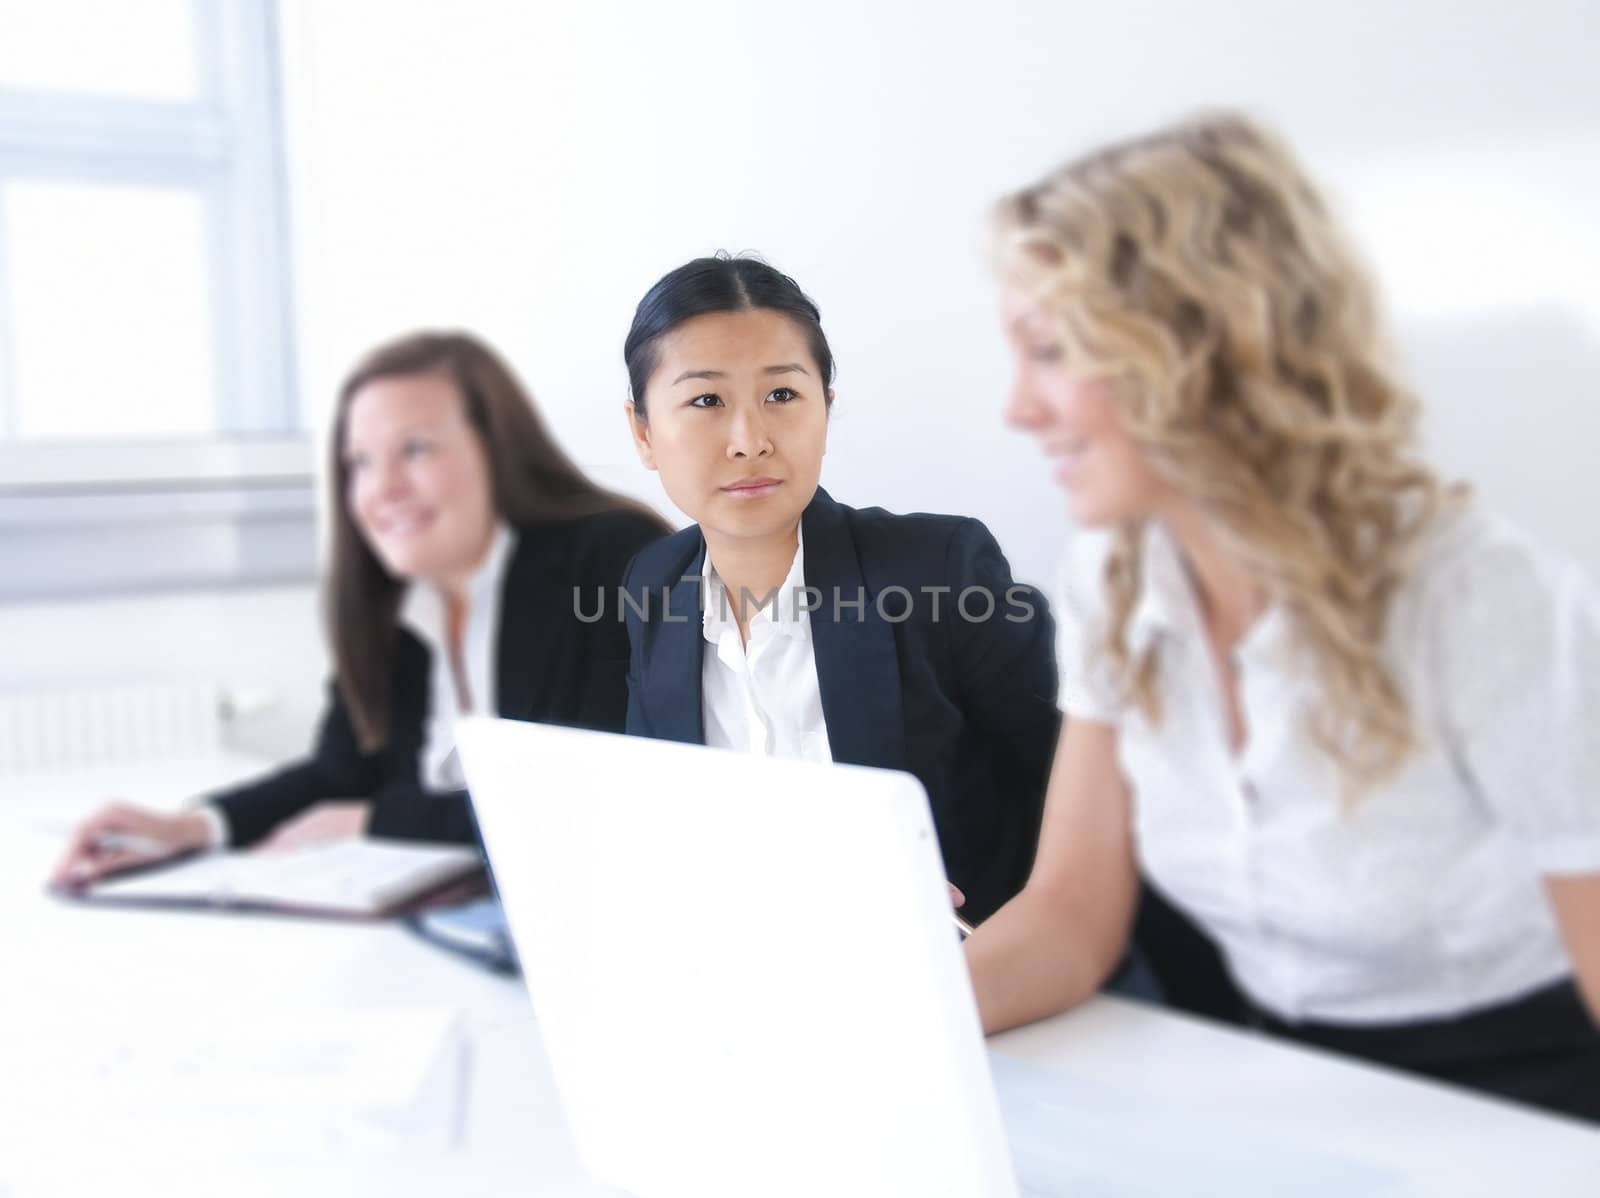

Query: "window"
left=0, top=0, right=299, bottom=444
left=0, top=0, right=311, bottom=599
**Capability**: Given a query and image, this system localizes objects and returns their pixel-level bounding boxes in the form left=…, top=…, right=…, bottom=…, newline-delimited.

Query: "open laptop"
left=455, top=717, right=1021, bottom=1198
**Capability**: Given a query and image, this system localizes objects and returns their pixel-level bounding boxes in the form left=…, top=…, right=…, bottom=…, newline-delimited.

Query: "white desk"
left=3, top=756, right=1597, bottom=1197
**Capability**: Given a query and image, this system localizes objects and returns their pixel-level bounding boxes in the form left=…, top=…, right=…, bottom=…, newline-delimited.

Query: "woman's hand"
left=256, top=801, right=373, bottom=853
left=949, top=883, right=966, bottom=910
left=50, top=803, right=212, bottom=889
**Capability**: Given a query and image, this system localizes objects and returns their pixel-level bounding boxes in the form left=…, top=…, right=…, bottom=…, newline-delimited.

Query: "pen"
left=953, top=913, right=975, bottom=939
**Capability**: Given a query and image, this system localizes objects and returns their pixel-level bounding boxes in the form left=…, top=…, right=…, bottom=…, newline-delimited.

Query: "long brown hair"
left=327, top=331, right=668, bottom=752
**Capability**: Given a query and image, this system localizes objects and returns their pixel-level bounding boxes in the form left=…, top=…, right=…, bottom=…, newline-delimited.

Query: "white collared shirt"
left=399, top=523, right=516, bottom=792
left=1057, top=504, right=1600, bottom=1024
left=700, top=529, right=833, bottom=763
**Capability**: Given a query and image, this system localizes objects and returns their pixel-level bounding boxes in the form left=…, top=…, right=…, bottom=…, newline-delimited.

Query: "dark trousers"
left=1255, top=981, right=1600, bottom=1125
left=1124, top=882, right=1600, bottom=1125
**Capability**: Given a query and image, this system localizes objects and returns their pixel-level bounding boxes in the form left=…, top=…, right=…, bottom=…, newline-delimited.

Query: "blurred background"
left=1, top=0, right=1596, bottom=762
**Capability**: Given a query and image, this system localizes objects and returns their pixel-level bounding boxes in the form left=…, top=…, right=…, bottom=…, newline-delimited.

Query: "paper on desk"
left=0, top=1007, right=470, bottom=1176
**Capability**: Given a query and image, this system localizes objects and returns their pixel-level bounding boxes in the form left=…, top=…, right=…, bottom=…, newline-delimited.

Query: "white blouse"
left=700, top=529, right=833, bottom=764
left=400, top=523, right=515, bottom=792
left=1056, top=503, right=1600, bottom=1024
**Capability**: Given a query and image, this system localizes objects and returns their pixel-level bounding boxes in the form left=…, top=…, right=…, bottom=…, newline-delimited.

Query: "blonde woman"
left=964, top=113, right=1600, bottom=1121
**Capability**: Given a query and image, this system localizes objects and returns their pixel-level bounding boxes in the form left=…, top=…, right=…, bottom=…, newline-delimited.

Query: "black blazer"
left=622, top=488, right=1060, bottom=923
left=211, top=509, right=665, bottom=848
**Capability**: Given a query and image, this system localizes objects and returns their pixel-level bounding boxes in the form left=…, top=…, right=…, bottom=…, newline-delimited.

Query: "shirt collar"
left=702, top=526, right=809, bottom=646
left=399, top=522, right=516, bottom=649
left=1129, top=520, right=1288, bottom=666
left=1124, top=522, right=1187, bottom=656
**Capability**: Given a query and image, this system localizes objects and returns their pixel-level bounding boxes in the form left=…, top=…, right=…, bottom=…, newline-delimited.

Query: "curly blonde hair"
left=993, top=112, right=1457, bottom=789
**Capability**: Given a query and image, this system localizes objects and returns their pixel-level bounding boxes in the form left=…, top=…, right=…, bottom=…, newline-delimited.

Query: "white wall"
left=0, top=586, right=324, bottom=759
left=6, top=0, right=1597, bottom=742
left=281, top=0, right=1600, bottom=589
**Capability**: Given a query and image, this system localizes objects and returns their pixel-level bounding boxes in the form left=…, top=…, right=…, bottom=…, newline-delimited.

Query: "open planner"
left=75, top=839, right=484, bottom=918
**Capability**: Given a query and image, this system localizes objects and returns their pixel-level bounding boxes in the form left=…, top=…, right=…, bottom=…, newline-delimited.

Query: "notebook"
left=74, top=839, right=484, bottom=919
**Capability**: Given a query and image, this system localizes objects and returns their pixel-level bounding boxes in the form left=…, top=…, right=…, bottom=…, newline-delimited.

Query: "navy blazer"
left=622, top=488, right=1060, bottom=923
left=211, top=509, right=665, bottom=848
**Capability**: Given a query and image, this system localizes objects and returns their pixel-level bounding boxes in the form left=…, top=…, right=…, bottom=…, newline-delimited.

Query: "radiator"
left=0, top=682, right=227, bottom=773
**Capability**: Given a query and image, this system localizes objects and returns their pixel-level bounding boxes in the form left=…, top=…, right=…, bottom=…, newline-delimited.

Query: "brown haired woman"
left=53, top=332, right=669, bottom=882
left=964, top=113, right=1600, bottom=1121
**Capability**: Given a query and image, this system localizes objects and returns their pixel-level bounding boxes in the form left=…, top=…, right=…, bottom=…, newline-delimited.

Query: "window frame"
left=0, top=0, right=300, bottom=459
left=0, top=0, right=312, bottom=598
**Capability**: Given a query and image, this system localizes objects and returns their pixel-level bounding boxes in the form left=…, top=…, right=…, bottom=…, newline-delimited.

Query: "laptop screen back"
left=456, top=718, right=1017, bottom=1198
